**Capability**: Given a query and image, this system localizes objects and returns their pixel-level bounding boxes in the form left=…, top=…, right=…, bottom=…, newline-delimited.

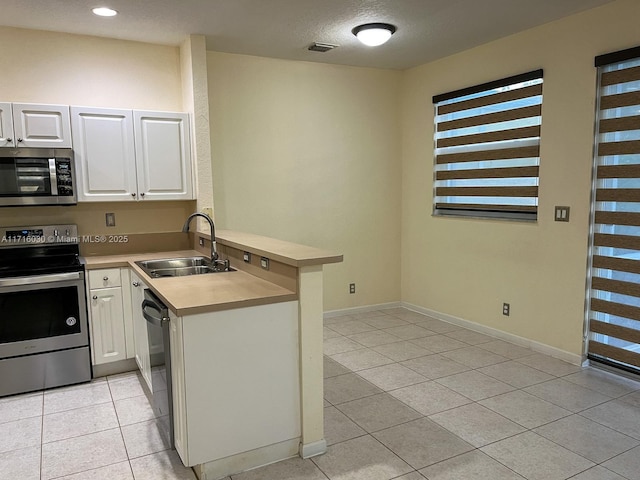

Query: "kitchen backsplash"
left=0, top=200, right=197, bottom=255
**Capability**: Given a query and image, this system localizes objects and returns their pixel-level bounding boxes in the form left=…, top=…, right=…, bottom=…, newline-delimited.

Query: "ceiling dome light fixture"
left=352, top=23, right=396, bottom=47
left=92, top=7, right=118, bottom=17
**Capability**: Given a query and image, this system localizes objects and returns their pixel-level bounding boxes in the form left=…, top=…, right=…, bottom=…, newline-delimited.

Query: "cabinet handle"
left=140, top=192, right=145, bottom=197
left=17, top=138, right=23, bottom=143
left=103, top=276, right=109, bottom=281
left=1, top=137, right=12, bottom=143
left=131, top=193, right=137, bottom=197
left=92, top=295, right=98, bottom=300
left=132, top=281, right=140, bottom=287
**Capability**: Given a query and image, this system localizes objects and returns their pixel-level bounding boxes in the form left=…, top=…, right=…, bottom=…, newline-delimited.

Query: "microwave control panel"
left=55, top=159, right=74, bottom=196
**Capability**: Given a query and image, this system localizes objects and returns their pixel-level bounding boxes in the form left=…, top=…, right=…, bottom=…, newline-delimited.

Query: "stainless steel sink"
left=135, top=256, right=235, bottom=278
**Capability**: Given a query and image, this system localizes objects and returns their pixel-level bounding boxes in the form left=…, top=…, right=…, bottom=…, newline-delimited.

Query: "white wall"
left=207, top=52, right=402, bottom=311
left=401, top=0, right=640, bottom=355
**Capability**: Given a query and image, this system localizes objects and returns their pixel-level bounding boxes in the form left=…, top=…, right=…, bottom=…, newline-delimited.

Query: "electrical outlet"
left=199, top=237, right=204, bottom=247
left=243, top=251, right=251, bottom=263
left=105, top=213, right=116, bottom=227
left=503, top=303, right=510, bottom=316
left=349, top=283, right=356, bottom=294
left=260, top=257, right=269, bottom=270
left=201, top=207, right=213, bottom=218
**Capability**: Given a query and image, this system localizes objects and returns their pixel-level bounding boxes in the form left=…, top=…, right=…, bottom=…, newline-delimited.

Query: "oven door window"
left=0, top=158, right=52, bottom=197
left=0, top=286, right=80, bottom=343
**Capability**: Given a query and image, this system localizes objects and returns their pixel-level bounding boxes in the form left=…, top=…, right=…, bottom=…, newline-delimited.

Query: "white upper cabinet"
left=0, top=103, right=13, bottom=147
left=71, top=106, right=193, bottom=202
left=134, top=111, right=193, bottom=201
left=0, top=103, right=72, bottom=148
left=71, top=107, right=138, bottom=201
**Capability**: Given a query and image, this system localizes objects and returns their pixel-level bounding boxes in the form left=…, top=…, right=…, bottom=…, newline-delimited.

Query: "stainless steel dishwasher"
left=141, top=289, right=174, bottom=449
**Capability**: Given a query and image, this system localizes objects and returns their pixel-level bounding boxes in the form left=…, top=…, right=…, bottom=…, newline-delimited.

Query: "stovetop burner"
left=0, top=224, right=83, bottom=277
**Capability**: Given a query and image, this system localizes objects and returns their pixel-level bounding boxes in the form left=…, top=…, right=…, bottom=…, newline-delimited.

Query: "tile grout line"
left=323, top=309, right=640, bottom=479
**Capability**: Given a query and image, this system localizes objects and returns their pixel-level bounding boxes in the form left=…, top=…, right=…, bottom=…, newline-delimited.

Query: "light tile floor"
left=1, top=307, right=640, bottom=480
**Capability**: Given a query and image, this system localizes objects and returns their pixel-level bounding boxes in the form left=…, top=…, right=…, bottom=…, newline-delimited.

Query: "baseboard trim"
left=92, top=358, right=138, bottom=378
left=299, top=439, right=327, bottom=459
left=194, top=437, right=299, bottom=480
left=324, top=302, right=582, bottom=366
left=402, top=302, right=582, bottom=366
left=324, top=301, right=401, bottom=318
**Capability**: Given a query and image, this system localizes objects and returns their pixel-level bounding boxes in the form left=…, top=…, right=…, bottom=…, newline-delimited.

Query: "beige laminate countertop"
left=83, top=250, right=297, bottom=316
left=216, top=230, right=343, bottom=267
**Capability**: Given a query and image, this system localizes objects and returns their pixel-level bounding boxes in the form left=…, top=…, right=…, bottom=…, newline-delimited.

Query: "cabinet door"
left=89, top=287, right=126, bottom=365
left=0, top=103, right=15, bottom=147
left=71, top=107, right=138, bottom=202
left=134, top=111, right=193, bottom=201
left=130, top=271, right=152, bottom=390
left=12, top=103, right=71, bottom=148
left=120, top=269, right=136, bottom=359
left=169, top=311, right=189, bottom=464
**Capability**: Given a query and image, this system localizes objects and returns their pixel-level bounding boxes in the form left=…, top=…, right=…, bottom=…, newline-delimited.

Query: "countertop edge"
left=173, top=292, right=299, bottom=317
left=216, top=230, right=343, bottom=267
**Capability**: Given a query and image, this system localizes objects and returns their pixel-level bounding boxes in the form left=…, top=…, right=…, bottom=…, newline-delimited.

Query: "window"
left=586, top=46, right=640, bottom=373
left=433, top=70, right=543, bottom=220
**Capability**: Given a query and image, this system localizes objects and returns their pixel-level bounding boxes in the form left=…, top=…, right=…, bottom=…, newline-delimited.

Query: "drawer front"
left=88, top=268, right=122, bottom=289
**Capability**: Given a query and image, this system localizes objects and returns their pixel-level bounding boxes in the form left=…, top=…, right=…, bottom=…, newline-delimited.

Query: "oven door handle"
left=142, top=299, right=169, bottom=327
left=0, top=271, right=82, bottom=287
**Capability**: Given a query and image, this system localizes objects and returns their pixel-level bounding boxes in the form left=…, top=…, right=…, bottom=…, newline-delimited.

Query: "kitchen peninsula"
left=83, top=229, right=342, bottom=480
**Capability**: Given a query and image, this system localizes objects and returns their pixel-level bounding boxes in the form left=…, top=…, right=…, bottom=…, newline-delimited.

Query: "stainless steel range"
left=0, top=224, right=91, bottom=397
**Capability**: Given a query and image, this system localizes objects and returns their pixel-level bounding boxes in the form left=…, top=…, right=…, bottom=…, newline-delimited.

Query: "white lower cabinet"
left=170, top=301, right=300, bottom=469
left=89, top=287, right=126, bottom=364
left=169, top=310, right=188, bottom=459
left=130, top=271, right=152, bottom=390
left=87, top=268, right=134, bottom=365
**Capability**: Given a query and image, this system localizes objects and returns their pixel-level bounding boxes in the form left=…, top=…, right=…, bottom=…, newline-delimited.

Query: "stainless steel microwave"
left=0, top=148, right=76, bottom=206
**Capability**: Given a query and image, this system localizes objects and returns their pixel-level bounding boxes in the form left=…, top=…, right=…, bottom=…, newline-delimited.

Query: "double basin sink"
left=135, top=256, right=235, bottom=278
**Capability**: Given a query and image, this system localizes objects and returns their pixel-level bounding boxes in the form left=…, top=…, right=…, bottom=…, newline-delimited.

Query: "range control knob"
left=66, top=317, right=77, bottom=326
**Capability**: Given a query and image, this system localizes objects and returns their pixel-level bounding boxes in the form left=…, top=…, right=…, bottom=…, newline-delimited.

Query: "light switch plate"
left=105, top=213, right=116, bottom=227
left=554, top=206, right=570, bottom=222
left=243, top=251, right=251, bottom=263
left=260, top=257, right=269, bottom=270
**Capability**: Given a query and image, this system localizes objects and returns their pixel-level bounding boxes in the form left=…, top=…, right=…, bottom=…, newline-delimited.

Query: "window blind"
left=433, top=70, right=543, bottom=220
left=587, top=47, right=640, bottom=371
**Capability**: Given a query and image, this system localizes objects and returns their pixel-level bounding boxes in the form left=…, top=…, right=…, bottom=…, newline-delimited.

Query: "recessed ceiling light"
left=352, top=23, right=396, bottom=47
left=92, top=7, right=118, bottom=17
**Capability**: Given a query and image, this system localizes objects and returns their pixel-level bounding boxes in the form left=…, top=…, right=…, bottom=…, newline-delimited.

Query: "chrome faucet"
left=182, top=212, right=219, bottom=263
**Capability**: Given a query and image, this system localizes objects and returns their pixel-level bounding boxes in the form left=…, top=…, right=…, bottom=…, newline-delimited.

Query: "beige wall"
left=181, top=35, right=215, bottom=231
left=0, top=26, right=191, bottom=239
left=207, top=52, right=402, bottom=310
left=0, top=201, right=195, bottom=236
left=4, top=1, right=636, bottom=356
left=401, top=0, right=640, bottom=356
left=0, top=26, right=182, bottom=110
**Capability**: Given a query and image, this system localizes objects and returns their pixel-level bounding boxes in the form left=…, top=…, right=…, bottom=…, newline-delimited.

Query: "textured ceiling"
left=1, top=0, right=616, bottom=69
